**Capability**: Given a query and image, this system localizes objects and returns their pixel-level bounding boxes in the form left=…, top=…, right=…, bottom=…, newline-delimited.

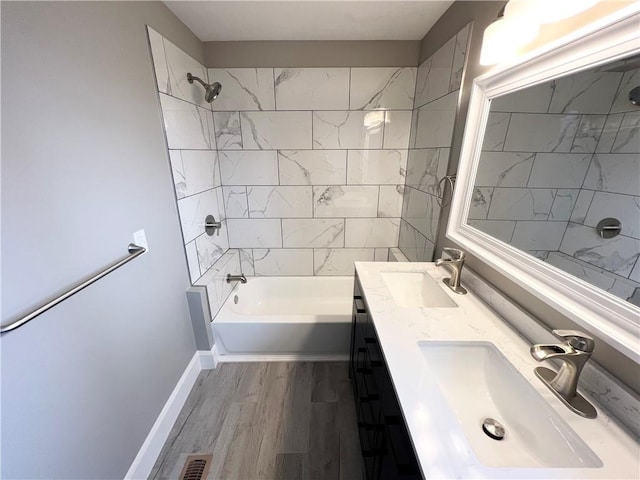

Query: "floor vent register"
left=179, top=454, right=212, bottom=480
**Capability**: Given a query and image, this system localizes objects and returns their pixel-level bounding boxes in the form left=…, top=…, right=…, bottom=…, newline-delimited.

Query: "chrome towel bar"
left=1, top=243, right=146, bottom=334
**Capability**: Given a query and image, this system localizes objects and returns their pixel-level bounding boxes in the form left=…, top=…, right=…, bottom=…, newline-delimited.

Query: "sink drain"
left=482, top=418, right=505, bottom=440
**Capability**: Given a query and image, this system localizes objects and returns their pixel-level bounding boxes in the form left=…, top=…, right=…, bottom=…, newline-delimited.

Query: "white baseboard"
left=215, top=353, right=349, bottom=362
left=124, top=349, right=217, bottom=480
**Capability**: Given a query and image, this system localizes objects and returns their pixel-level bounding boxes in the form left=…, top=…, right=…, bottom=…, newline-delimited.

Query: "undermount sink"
left=418, top=341, right=602, bottom=468
left=381, top=271, right=457, bottom=308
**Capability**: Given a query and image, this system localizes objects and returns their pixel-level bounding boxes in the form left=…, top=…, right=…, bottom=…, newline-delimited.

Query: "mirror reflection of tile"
left=470, top=55, right=640, bottom=306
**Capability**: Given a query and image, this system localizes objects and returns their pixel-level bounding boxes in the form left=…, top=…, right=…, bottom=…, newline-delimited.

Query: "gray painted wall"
left=429, top=1, right=639, bottom=393
left=204, top=40, right=421, bottom=67
left=1, top=2, right=205, bottom=478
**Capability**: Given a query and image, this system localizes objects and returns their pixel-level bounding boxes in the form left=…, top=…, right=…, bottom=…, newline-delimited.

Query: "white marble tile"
left=378, top=185, right=404, bottom=217
left=467, top=219, right=516, bottom=243
left=398, top=220, right=427, bottom=262
left=482, top=112, right=510, bottom=151
left=549, top=70, right=622, bottom=114
left=168, top=150, right=187, bottom=199
left=559, top=223, right=640, bottom=277
left=611, top=111, right=640, bottom=154
left=282, top=218, right=344, bottom=248
left=374, top=248, right=390, bottom=262
left=219, top=150, right=278, bottom=185
left=491, top=81, right=554, bottom=113
left=549, top=189, right=580, bottom=221
left=596, top=113, right=624, bottom=153
left=487, top=188, right=555, bottom=220
left=546, top=252, right=616, bottom=291
left=511, top=221, right=568, bottom=251
left=475, top=152, right=535, bottom=187
left=238, top=248, right=255, bottom=276
left=160, top=94, right=215, bottom=150
left=222, top=186, right=248, bottom=218
left=313, top=248, right=374, bottom=275
left=413, top=92, right=457, bottom=148
left=583, top=192, right=640, bottom=239
left=414, top=36, right=455, bottom=108
left=527, top=153, right=593, bottom=188
left=195, top=229, right=229, bottom=274
left=610, top=68, right=640, bottom=114
left=313, top=185, right=379, bottom=218
left=503, top=113, right=580, bottom=152
left=197, top=250, right=240, bottom=316
left=226, top=219, right=282, bottom=248
left=468, top=187, right=494, bottom=220
left=163, top=38, right=210, bottom=108
left=177, top=189, right=224, bottom=243
left=413, top=107, right=455, bottom=149
left=241, top=111, right=312, bottom=150
left=213, top=112, right=242, bottom=150
left=569, top=115, right=606, bottom=153
left=449, top=24, right=470, bottom=93
left=405, top=148, right=446, bottom=194
left=170, top=150, right=219, bottom=197
left=313, top=111, right=384, bottom=149
left=253, top=249, right=313, bottom=276
left=347, top=150, right=407, bottom=185
left=383, top=110, right=412, bottom=149
left=583, top=154, right=640, bottom=196
left=401, top=187, right=439, bottom=242
left=147, top=27, right=169, bottom=94
left=350, top=67, right=416, bottom=110
left=570, top=189, right=596, bottom=223
left=278, top=150, right=346, bottom=185
left=630, top=258, right=640, bottom=283
left=610, top=279, right=639, bottom=306
left=208, top=68, right=275, bottom=111
left=345, top=218, right=400, bottom=247
left=247, top=186, right=312, bottom=218
left=185, top=240, right=201, bottom=283
left=274, top=68, right=349, bottom=110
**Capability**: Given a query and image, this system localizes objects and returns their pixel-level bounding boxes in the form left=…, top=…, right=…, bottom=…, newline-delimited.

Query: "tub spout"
left=226, top=273, right=247, bottom=284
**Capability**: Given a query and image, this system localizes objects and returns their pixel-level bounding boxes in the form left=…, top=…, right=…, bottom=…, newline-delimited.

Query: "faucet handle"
left=441, top=247, right=465, bottom=261
left=552, top=329, right=595, bottom=353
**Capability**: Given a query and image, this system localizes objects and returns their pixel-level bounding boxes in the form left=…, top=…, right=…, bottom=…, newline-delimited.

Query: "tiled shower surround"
left=471, top=62, right=640, bottom=305
left=148, top=24, right=474, bottom=290
left=399, top=24, right=471, bottom=262
left=208, top=66, right=416, bottom=276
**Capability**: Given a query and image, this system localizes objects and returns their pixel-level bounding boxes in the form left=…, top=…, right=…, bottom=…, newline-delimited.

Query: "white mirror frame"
left=448, top=7, right=640, bottom=364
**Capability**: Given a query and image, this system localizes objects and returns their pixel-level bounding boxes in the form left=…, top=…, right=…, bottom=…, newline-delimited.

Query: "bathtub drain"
left=234, top=295, right=239, bottom=304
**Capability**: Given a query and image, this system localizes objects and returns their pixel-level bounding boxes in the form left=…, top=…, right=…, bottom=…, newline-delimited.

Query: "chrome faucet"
left=435, top=247, right=467, bottom=294
left=226, top=273, right=247, bottom=284
left=530, top=329, right=597, bottom=418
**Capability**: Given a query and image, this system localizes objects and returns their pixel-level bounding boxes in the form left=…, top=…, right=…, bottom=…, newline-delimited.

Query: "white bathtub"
left=211, top=276, right=353, bottom=360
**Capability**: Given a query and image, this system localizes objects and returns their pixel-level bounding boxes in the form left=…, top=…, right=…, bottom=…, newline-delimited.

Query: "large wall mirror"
left=448, top=8, right=639, bottom=363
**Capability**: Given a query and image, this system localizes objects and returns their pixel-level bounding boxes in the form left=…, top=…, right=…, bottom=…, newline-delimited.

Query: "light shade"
left=507, top=0, right=600, bottom=25
left=479, top=16, right=539, bottom=66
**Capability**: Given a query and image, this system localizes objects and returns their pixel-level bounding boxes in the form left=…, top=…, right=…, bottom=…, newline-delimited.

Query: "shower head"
left=187, top=72, right=222, bottom=103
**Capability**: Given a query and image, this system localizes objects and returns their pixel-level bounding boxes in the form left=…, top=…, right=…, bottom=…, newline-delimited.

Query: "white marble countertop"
left=354, top=261, right=639, bottom=479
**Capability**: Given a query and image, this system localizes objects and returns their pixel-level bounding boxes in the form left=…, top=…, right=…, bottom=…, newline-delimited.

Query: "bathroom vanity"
left=350, top=261, right=639, bottom=480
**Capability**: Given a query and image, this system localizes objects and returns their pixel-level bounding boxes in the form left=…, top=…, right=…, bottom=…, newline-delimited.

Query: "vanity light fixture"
left=480, top=0, right=600, bottom=66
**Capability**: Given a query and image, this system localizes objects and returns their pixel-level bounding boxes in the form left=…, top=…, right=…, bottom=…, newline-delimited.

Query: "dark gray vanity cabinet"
left=350, top=275, right=422, bottom=480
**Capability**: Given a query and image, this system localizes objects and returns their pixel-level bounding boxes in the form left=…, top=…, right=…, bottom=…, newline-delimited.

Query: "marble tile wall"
left=149, top=27, right=235, bottom=316
left=209, top=64, right=417, bottom=276
left=472, top=62, right=640, bottom=305
left=399, top=24, right=471, bottom=262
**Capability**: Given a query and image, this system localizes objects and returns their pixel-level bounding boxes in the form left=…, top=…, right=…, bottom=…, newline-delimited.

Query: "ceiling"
left=163, top=1, right=454, bottom=42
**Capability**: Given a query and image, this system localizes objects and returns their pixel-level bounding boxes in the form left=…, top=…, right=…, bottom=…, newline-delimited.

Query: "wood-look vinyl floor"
left=149, top=362, right=364, bottom=480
